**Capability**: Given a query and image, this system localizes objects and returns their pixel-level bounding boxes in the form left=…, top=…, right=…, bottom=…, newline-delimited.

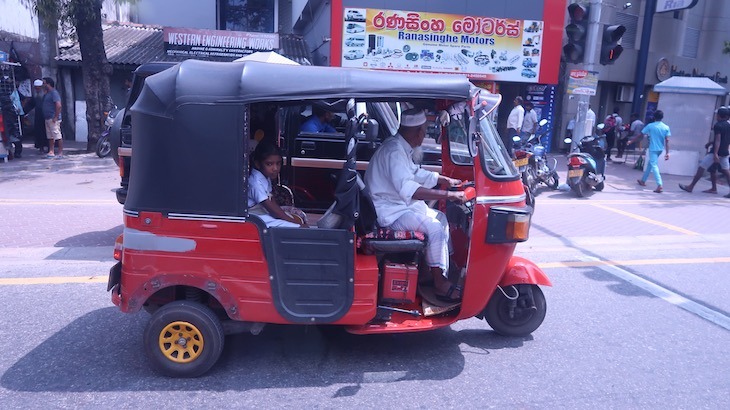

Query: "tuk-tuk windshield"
left=477, top=110, right=519, bottom=179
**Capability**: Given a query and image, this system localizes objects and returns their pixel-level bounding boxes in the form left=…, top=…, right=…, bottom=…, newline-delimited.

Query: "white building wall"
left=0, top=0, right=38, bottom=40
left=135, top=0, right=218, bottom=29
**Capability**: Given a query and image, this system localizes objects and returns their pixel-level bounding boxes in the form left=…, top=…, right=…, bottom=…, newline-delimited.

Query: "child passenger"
left=248, top=141, right=308, bottom=228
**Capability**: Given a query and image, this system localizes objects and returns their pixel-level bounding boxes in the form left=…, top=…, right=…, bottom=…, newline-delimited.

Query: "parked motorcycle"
left=525, top=119, right=559, bottom=191
left=511, top=134, right=536, bottom=193
left=511, top=119, right=558, bottom=194
left=563, top=124, right=606, bottom=197
left=96, top=104, right=119, bottom=158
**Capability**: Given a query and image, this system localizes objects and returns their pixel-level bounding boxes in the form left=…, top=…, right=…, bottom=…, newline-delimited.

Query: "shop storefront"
left=324, top=0, right=566, bottom=147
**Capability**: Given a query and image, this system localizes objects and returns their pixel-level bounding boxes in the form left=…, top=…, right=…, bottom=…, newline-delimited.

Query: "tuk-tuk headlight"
left=486, top=206, right=532, bottom=243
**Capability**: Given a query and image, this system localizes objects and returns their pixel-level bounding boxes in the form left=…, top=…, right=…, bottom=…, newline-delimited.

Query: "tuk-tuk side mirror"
left=538, top=119, right=548, bottom=127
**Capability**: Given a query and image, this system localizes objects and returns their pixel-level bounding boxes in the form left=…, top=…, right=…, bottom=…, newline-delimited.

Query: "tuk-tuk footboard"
left=262, top=227, right=355, bottom=324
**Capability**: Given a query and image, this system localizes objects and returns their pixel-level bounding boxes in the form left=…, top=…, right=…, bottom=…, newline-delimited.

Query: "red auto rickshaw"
left=107, top=60, right=551, bottom=377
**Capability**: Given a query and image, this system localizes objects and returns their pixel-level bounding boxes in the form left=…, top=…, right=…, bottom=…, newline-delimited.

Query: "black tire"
left=96, top=134, right=111, bottom=158
left=595, top=181, right=605, bottom=191
left=484, top=285, right=546, bottom=337
left=572, top=179, right=585, bottom=197
left=546, top=172, right=559, bottom=190
left=144, top=301, right=225, bottom=378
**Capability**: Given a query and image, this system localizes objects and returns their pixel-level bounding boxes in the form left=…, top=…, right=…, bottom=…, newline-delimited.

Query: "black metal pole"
left=631, top=0, right=657, bottom=116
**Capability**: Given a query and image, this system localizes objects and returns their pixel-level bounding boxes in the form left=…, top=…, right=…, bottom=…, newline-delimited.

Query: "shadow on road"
left=53, top=225, right=123, bottom=248
left=1, top=307, right=532, bottom=393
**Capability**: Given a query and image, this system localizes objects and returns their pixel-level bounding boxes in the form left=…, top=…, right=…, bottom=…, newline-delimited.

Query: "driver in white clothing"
left=365, top=108, right=467, bottom=303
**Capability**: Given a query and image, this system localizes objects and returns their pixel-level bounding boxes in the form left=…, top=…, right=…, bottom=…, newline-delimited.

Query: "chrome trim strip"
left=290, top=157, right=442, bottom=173
left=123, top=209, right=139, bottom=217
left=168, top=213, right=248, bottom=223
left=118, top=147, right=132, bottom=157
left=476, top=194, right=526, bottom=204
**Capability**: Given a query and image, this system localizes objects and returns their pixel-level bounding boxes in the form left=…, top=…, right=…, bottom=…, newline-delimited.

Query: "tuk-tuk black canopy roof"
left=132, top=60, right=475, bottom=117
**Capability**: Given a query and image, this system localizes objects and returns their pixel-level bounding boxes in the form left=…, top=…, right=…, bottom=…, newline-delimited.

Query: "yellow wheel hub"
left=158, top=321, right=204, bottom=363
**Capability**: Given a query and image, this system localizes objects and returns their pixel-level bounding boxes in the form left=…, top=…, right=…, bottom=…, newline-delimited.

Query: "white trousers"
left=389, top=208, right=451, bottom=271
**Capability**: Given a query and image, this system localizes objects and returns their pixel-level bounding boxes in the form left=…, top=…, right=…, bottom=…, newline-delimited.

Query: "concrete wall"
left=0, top=0, right=38, bottom=40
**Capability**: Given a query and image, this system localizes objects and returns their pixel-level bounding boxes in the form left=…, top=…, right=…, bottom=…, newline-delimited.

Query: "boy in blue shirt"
left=633, top=110, right=670, bottom=193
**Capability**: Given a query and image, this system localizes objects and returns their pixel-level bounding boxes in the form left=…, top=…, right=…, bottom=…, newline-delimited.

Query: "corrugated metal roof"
left=58, top=24, right=313, bottom=66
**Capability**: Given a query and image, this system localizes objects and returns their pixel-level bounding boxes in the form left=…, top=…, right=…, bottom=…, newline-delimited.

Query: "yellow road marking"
left=0, top=276, right=107, bottom=285
left=540, top=199, right=725, bottom=205
left=538, top=256, right=730, bottom=269
left=3, top=256, right=730, bottom=285
left=590, top=203, right=700, bottom=236
left=0, top=199, right=117, bottom=205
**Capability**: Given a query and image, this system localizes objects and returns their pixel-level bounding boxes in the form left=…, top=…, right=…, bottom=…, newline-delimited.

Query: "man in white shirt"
left=365, top=108, right=467, bottom=302
left=505, top=96, right=524, bottom=151
left=521, top=101, right=538, bottom=140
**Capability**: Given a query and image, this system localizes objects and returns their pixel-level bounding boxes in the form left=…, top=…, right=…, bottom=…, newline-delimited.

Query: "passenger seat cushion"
left=357, top=228, right=427, bottom=254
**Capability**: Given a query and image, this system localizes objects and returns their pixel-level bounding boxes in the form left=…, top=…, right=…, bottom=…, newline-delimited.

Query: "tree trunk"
left=74, top=0, right=111, bottom=152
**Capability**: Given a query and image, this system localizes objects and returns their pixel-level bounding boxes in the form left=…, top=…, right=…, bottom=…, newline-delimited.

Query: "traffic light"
left=563, top=3, right=589, bottom=64
left=600, top=24, right=626, bottom=65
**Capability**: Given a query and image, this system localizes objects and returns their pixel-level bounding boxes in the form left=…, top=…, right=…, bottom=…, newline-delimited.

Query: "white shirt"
left=585, top=108, right=596, bottom=136
left=507, top=105, right=524, bottom=130
left=365, top=134, right=439, bottom=227
left=248, top=168, right=271, bottom=208
left=522, top=109, right=538, bottom=133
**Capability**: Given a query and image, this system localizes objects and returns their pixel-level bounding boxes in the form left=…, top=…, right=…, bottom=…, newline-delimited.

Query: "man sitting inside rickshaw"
left=365, top=108, right=467, bottom=302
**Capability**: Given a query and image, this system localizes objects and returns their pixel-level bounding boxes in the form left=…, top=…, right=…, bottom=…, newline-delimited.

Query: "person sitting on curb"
left=679, top=106, right=730, bottom=198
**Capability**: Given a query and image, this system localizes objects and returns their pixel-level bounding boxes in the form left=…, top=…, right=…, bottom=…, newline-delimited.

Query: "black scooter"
left=564, top=125, right=606, bottom=197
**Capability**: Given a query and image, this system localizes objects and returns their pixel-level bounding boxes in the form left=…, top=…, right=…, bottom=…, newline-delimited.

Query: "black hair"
left=252, top=141, right=282, bottom=169
left=312, top=105, right=329, bottom=118
left=515, top=96, right=523, bottom=104
left=653, top=110, right=664, bottom=121
left=630, top=112, right=639, bottom=119
left=43, top=77, right=55, bottom=87
left=613, top=107, right=620, bottom=114
left=524, top=101, right=534, bottom=108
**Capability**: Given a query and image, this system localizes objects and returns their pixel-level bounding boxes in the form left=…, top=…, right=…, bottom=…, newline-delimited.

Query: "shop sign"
left=525, top=84, right=556, bottom=152
left=163, top=27, right=279, bottom=59
left=567, top=70, right=598, bottom=96
left=0, top=51, right=8, bottom=62
left=340, top=8, right=546, bottom=82
left=656, top=0, right=699, bottom=13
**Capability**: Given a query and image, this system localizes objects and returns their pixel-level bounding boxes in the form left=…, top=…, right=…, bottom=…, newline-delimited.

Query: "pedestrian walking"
left=42, top=77, right=63, bottom=159
left=679, top=106, right=730, bottom=197
left=23, top=79, right=48, bottom=153
left=634, top=110, right=670, bottom=193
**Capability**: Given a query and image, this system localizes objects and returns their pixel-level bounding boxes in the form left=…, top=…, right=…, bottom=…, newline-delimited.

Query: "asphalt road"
left=1, top=150, right=729, bottom=408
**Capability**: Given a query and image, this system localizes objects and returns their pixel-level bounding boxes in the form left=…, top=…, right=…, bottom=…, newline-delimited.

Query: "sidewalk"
left=542, top=152, right=729, bottom=200
left=0, top=140, right=95, bottom=167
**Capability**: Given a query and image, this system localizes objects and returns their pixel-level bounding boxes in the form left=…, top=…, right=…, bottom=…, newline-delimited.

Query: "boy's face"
left=257, top=155, right=282, bottom=179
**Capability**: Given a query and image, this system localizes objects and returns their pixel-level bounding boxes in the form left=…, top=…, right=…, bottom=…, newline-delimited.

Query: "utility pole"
left=572, top=0, right=602, bottom=149
left=631, top=0, right=657, bottom=116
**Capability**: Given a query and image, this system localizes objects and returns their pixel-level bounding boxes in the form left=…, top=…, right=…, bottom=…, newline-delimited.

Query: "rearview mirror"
left=346, top=98, right=356, bottom=119
left=538, top=119, right=548, bottom=127
left=364, top=119, right=379, bottom=142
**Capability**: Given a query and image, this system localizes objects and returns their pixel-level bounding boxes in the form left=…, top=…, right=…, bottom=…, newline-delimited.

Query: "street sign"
left=656, top=0, right=699, bottom=13
left=567, top=70, right=599, bottom=95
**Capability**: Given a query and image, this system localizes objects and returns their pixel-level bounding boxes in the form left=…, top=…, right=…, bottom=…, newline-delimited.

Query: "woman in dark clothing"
left=23, top=79, right=48, bottom=152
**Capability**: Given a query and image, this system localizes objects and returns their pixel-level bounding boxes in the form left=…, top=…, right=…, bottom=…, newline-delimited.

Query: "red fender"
left=499, top=256, right=552, bottom=287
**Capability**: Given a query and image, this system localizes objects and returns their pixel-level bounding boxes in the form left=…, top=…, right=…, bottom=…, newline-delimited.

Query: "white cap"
left=33, top=79, right=43, bottom=87
left=400, top=109, right=427, bottom=127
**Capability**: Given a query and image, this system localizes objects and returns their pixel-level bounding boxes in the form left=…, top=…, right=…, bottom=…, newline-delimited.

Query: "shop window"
left=219, top=0, right=275, bottom=33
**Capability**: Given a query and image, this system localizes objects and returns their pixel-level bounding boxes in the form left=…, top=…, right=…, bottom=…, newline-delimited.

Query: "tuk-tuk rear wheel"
left=483, top=285, right=546, bottom=337
left=144, top=301, right=224, bottom=378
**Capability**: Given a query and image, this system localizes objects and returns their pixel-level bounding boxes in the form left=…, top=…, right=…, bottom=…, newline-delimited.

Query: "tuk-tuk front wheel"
left=483, top=285, right=546, bottom=337
left=144, top=301, right=224, bottom=377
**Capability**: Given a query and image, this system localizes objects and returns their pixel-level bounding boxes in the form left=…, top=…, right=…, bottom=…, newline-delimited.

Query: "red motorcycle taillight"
left=569, top=156, right=586, bottom=166
left=113, top=234, right=124, bottom=261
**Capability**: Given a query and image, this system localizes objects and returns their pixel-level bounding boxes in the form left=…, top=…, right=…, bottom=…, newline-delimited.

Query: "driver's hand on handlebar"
left=443, top=176, right=463, bottom=187
left=447, top=191, right=468, bottom=204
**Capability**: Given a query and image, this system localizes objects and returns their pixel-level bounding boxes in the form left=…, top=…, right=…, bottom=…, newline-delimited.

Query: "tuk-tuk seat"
left=358, top=228, right=426, bottom=254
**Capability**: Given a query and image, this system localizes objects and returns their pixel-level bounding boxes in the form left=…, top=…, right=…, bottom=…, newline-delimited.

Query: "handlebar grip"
left=464, top=187, right=476, bottom=201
